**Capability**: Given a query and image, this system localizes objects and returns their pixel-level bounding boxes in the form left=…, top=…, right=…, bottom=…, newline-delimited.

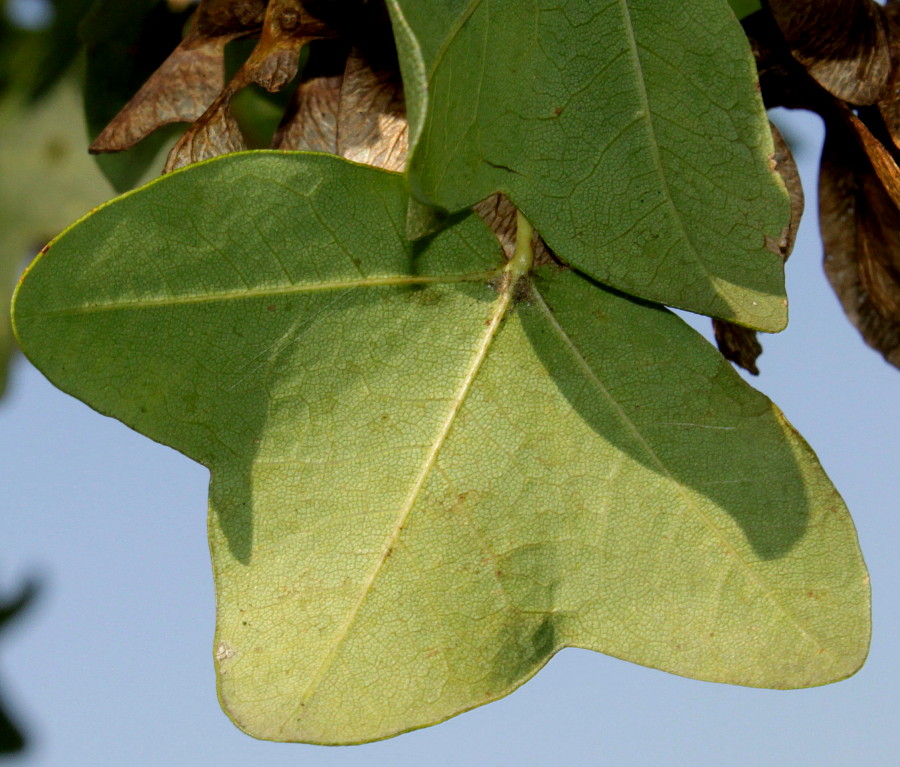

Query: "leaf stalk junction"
left=509, top=210, right=535, bottom=279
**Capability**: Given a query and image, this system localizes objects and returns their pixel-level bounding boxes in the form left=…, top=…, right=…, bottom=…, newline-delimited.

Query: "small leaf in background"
left=714, top=122, right=804, bottom=375
left=388, top=0, right=790, bottom=330
left=729, top=0, right=763, bottom=19
left=0, top=576, right=39, bottom=755
left=820, top=118, right=900, bottom=368
left=13, top=153, right=869, bottom=744
left=25, top=0, right=95, bottom=100
left=766, top=0, right=891, bottom=106
left=0, top=78, right=112, bottom=395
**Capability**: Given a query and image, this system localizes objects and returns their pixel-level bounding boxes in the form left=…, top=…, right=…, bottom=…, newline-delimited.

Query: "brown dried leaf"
left=820, top=118, right=900, bottom=368
left=766, top=0, right=891, bottom=105
left=90, top=0, right=267, bottom=154
left=165, top=0, right=333, bottom=172
left=712, top=320, right=764, bottom=376
left=714, top=122, right=803, bottom=375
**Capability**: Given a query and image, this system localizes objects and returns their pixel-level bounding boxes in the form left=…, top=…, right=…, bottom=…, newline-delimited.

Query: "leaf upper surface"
left=388, top=0, right=790, bottom=329
left=13, top=153, right=869, bottom=744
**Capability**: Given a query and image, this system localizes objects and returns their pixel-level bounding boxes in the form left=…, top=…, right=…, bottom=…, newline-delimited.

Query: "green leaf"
left=26, top=0, right=96, bottom=101
left=728, top=0, right=762, bottom=19
left=13, top=153, right=868, bottom=744
left=0, top=78, right=112, bottom=395
left=387, top=0, right=790, bottom=330
left=79, top=0, right=190, bottom=192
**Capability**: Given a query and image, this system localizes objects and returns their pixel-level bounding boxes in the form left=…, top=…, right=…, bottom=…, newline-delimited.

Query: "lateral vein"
left=530, top=284, right=831, bottom=655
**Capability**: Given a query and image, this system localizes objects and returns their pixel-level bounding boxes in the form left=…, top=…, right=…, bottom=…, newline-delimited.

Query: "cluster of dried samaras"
left=89, top=0, right=900, bottom=374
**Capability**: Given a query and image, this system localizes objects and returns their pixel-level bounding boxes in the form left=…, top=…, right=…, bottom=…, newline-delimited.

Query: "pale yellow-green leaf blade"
left=13, top=154, right=868, bottom=745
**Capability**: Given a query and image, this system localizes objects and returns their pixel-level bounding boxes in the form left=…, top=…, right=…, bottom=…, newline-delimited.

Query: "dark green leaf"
left=388, top=0, right=790, bottom=329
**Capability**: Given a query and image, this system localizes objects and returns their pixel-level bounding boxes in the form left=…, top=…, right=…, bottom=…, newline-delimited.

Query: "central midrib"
left=615, top=0, right=714, bottom=286
left=279, top=276, right=515, bottom=731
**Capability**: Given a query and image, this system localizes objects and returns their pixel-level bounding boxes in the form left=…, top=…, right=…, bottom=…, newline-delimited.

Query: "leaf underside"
left=388, top=0, right=790, bottom=330
left=13, top=153, right=869, bottom=744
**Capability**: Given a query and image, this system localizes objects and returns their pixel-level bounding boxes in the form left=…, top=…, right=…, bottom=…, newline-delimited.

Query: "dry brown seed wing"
left=820, top=119, right=900, bottom=367
left=90, top=0, right=267, bottom=154
left=766, top=0, right=891, bottom=105
left=712, top=320, right=765, bottom=376
left=473, top=194, right=553, bottom=266
left=335, top=48, right=408, bottom=172
left=845, top=108, right=900, bottom=209
left=272, top=72, right=344, bottom=153
left=877, top=1, right=900, bottom=150
left=274, top=45, right=408, bottom=172
left=164, top=0, right=334, bottom=172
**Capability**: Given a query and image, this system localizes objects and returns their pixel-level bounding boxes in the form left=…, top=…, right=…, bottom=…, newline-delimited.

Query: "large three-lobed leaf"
left=13, top=154, right=869, bottom=744
left=388, top=0, right=790, bottom=329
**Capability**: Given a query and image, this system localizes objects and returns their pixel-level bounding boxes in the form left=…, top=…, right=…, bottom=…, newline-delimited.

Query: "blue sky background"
left=1, top=88, right=899, bottom=767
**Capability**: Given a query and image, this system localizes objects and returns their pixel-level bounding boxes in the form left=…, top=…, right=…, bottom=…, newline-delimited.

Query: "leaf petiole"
left=509, top=210, right=534, bottom=280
